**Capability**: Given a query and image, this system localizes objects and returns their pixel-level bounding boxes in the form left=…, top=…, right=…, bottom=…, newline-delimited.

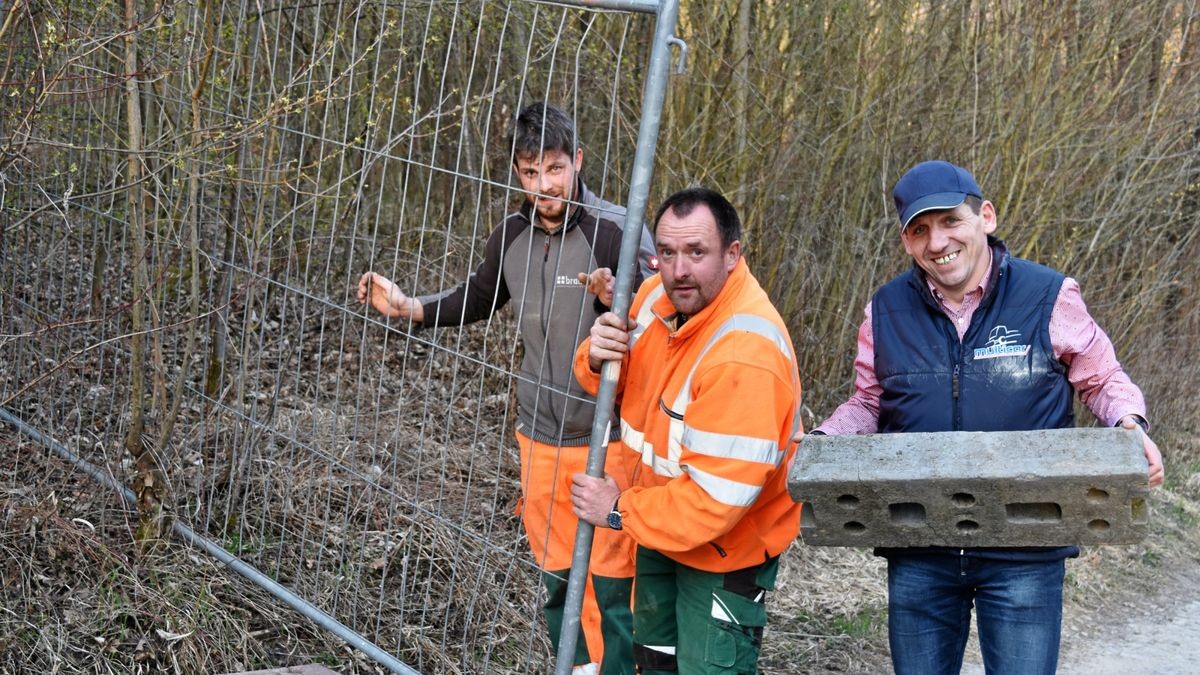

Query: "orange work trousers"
left=516, top=432, right=636, bottom=667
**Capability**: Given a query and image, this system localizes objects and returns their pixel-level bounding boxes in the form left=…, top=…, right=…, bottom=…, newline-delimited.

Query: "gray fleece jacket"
left=418, top=181, right=656, bottom=445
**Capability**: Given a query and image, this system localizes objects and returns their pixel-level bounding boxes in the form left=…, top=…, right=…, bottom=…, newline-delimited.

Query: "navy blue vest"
left=874, top=239, right=1073, bottom=433
left=873, top=238, right=1077, bottom=561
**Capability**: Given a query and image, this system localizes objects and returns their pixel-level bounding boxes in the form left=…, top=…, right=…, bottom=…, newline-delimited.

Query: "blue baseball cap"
left=892, top=160, right=983, bottom=229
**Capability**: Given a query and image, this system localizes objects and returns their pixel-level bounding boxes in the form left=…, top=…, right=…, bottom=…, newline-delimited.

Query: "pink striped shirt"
left=816, top=254, right=1146, bottom=435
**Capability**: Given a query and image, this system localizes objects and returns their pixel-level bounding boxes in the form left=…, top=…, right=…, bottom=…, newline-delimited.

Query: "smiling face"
left=513, top=148, right=582, bottom=230
left=655, top=203, right=740, bottom=317
left=901, top=200, right=997, bottom=303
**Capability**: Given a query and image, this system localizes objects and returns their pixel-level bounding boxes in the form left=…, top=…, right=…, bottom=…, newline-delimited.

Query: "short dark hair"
left=963, top=195, right=982, bottom=214
left=509, top=102, right=576, bottom=163
left=653, top=187, right=742, bottom=249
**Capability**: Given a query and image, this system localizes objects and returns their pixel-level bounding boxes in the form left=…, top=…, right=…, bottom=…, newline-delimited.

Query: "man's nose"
left=667, top=256, right=689, bottom=278
left=929, top=225, right=951, bottom=249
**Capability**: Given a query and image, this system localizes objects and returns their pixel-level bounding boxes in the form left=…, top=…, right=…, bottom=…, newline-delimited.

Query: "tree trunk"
left=123, top=0, right=171, bottom=549
left=1179, top=0, right=1200, bottom=86
left=734, top=0, right=752, bottom=183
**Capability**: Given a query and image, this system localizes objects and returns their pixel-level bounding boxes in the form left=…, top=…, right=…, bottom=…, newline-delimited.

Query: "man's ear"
left=981, top=200, right=997, bottom=234
left=574, top=147, right=583, bottom=172
left=725, top=240, right=741, bottom=270
left=900, top=228, right=916, bottom=258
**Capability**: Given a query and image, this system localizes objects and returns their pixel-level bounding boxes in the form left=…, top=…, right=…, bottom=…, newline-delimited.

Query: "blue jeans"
left=887, top=553, right=1065, bottom=675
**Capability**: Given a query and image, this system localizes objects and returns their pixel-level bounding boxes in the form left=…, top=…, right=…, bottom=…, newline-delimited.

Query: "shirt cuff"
left=1115, top=415, right=1149, bottom=434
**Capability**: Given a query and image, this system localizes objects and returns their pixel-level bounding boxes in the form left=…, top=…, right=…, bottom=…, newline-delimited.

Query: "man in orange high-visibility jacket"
left=570, top=187, right=802, bottom=674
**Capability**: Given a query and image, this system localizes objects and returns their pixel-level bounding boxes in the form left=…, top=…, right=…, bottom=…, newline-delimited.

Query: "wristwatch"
left=1119, top=415, right=1150, bottom=434
left=606, top=497, right=623, bottom=530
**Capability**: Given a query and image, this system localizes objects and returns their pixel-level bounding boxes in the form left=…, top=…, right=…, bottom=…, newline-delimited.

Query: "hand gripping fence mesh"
left=0, top=1, right=678, bottom=672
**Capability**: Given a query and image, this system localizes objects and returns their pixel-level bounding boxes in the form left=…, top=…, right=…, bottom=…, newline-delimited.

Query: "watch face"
left=606, top=510, right=623, bottom=530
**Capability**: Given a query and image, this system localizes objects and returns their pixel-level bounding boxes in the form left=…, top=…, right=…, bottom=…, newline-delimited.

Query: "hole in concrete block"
left=1086, top=488, right=1109, bottom=503
left=951, top=492, right=976, bottom=507
left=1005, top=502, right=1063, bottom=524
left=1088, top=519, right=1110, bottom=531
left=956, top=519, right=979, bottom=532
left=801, top=502, right=815, bottom=530
left=1130, top=498, right=1148, bottom=524
left=889, top=502, right=927, bottom=526
left=837, top=494, right=860, bottom=509
left=844, top=521, right=866, bottom=534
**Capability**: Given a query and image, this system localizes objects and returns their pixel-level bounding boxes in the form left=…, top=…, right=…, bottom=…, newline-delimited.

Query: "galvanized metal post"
left=553, top=1, right=681, bottom=672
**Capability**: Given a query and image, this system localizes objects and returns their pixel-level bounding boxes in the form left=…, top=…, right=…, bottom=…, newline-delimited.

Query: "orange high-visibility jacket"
left=573, top=258, right=803, bottom=572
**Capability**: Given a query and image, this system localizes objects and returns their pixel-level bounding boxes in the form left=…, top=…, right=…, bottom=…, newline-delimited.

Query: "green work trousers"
left=631, top=547, right=780, bottom=674
left=543, top=569, right=635, bottom=674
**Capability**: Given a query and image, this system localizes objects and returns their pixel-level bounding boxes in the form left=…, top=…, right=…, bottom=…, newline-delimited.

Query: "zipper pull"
left=952, top=364, right=960, bottom=400
left=543, top=235, right=550, bottom=262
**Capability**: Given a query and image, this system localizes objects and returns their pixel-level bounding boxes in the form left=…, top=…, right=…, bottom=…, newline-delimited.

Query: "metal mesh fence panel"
left=0, top=1, right=670, bottom=671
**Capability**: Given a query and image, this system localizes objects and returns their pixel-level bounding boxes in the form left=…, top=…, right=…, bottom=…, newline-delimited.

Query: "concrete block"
left=788, top=427, right=1151, bottom=548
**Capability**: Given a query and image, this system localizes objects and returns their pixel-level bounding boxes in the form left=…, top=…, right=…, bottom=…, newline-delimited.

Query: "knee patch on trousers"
left=633, top=642, right=677, bottom=671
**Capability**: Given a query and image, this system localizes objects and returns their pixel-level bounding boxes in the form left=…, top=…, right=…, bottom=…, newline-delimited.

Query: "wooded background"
left=2, top=1, right=1197, bottom=673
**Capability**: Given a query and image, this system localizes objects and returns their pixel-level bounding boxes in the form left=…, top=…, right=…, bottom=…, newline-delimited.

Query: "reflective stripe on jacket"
left=574, top=258, right=802, bottom=572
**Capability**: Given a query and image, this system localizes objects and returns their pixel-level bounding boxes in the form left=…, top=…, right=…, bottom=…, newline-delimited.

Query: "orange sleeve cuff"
left=573, top=338, right=602, bottom=396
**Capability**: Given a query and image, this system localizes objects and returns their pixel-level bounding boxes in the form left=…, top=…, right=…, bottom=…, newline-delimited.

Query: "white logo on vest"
left=973, top=324, right=1032, bottom=360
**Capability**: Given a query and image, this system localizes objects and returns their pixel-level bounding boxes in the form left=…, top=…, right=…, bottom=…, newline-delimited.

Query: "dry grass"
left=761, top=547, right=889, bottom=673
left=6, top=419, right=1195, bottom=674
left=0, top=441, right=347, bottom=674
left=0, top=414, right=549, bottom=674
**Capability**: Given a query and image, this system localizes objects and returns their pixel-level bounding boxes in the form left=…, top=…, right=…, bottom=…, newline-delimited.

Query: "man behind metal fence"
left=358, top=102, right=656, bottom=675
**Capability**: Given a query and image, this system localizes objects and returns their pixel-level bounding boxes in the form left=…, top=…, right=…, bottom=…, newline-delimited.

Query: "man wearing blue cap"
left=804, top=160, right=1164, bottom=674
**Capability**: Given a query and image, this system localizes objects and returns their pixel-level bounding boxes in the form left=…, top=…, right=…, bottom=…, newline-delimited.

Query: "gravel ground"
left=960, top=562, right=1200, bottom=675
left=1057, top=595, right=1200, bottom=675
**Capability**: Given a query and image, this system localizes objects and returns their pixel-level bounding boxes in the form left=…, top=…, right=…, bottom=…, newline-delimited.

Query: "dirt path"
left=1057, top=593, right=1200, bottom=675
left=960, top=562, right=1200, bottom=675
